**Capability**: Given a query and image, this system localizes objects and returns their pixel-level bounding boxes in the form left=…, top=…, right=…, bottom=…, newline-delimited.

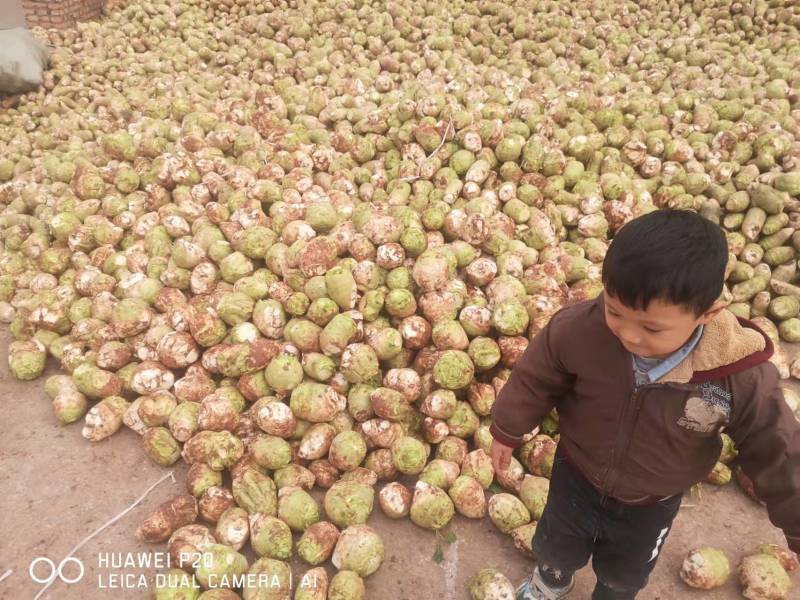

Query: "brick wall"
left=21, top=0, right=107, bottom=29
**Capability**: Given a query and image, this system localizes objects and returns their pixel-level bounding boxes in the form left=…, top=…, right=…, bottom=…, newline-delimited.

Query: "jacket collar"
left=663, top=311, right=773, bottom=384
left=593, top=295, right=773, bottom=385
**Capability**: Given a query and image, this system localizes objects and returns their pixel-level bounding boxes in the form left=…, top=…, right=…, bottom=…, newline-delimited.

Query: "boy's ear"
left=699, top=300, right=728, bottom=323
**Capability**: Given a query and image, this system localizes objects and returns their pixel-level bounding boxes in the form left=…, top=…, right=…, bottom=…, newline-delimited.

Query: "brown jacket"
left=490, top=295, right=800, bottom=552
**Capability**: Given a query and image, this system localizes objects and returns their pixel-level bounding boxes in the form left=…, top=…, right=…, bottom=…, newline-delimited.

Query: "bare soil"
left=0, top=328, right=797, bottom=599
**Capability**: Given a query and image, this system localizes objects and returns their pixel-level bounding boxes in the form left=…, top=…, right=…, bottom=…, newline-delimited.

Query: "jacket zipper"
left=606, top=386, right=647, bottom=497
left=601, top=380, right=698, bottom=498
left=600, top=359, right=648, bottom=497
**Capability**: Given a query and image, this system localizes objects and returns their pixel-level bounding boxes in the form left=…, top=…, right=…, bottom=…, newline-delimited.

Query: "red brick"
left=22, top=0, right=111, bottom=28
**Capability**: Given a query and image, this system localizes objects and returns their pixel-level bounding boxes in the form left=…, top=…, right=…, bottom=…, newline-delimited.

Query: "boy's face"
left=603, top=290, right=724, bottom=359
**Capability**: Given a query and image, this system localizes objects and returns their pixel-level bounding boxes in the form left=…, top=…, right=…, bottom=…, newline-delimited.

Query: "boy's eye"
left=643, top=326, right=662, bottom=333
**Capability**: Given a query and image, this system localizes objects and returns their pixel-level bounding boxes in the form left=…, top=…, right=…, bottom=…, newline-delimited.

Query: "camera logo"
left=29, top=557, right=84, bottom=585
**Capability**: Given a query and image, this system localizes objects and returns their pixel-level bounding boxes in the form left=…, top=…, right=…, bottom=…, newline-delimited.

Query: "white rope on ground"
left=0, top=569, right=12, bottom=584
left=398, top=116, right=454, bottom=183
left=425, top=117, right=454, bottom=160
left=32, top=470, right=176, bottom=600
left=443, top=538, right=459, bottom=600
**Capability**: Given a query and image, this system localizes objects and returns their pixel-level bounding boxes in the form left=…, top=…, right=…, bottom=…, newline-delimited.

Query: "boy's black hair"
left=602, top=209, right=728, bottom=316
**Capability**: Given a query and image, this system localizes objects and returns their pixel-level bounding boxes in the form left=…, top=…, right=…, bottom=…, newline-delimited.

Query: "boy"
left=489, top=209, right=800, bottom=600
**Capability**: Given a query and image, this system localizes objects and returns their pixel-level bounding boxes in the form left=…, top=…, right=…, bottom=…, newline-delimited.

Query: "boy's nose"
left=619, top=330, right=642, bottom=346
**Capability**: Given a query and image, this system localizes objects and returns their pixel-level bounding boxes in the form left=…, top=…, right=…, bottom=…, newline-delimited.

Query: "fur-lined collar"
left=659, top=310, right=773, bottom=384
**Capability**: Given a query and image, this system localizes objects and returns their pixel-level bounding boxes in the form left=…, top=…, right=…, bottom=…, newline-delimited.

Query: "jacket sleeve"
left=727, top=363, right=800, bottom=553
left=489, top=310, right=575, bottom=448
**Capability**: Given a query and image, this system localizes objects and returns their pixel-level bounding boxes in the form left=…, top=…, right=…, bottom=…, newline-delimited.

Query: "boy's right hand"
left=490, top=439, right=514, bottom=473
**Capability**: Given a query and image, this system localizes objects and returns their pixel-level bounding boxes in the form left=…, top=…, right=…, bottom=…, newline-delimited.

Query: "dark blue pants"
left=532, top=447, right=683, bottom=599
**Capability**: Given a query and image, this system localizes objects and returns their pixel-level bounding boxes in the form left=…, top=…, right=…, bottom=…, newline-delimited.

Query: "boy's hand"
left=491, top=439, right=514, bottom=473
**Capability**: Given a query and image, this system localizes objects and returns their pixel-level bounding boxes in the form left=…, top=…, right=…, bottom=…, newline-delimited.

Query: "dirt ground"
left=0, top=328, right=797, bottom=600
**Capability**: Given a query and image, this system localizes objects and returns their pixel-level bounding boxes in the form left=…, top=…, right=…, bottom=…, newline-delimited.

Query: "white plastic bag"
left=0, top=28, right=49, bottom=94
